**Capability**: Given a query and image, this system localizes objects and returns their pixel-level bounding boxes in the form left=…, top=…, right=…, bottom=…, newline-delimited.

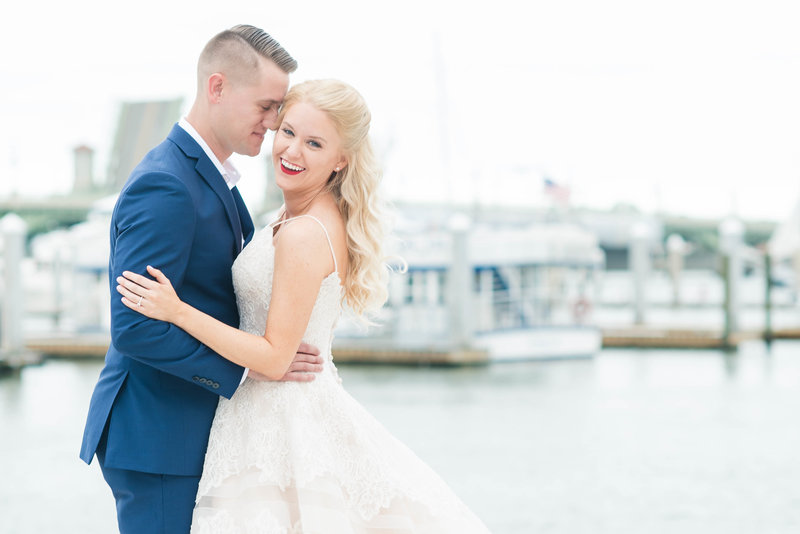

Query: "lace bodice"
left=232, top=216, right=343, bottom=379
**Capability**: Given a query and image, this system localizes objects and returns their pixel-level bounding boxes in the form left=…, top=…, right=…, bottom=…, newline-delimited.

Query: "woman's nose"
left=284, top=137, right=302, bottom=157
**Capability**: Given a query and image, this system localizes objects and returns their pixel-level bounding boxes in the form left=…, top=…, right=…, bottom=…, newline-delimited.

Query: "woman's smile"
left=279, top=158, right=305, bottom=175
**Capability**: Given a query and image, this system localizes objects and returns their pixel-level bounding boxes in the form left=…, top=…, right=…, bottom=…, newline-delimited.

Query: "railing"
left=348, top=263, right=599, bottom=343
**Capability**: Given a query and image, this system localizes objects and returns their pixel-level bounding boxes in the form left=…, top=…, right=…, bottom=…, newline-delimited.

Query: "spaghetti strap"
left=270, top=215, right=339, bottom=274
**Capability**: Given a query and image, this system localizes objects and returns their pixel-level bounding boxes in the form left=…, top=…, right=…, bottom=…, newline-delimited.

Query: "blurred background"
left=2, top=1, right=800, bottom=532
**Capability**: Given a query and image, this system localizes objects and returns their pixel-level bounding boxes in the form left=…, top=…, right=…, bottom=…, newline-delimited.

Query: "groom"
left=80, top=25, right=321, bottom=533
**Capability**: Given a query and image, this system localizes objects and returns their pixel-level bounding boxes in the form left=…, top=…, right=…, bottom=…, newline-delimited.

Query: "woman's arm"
left=117, top=218, right=335, bottom=380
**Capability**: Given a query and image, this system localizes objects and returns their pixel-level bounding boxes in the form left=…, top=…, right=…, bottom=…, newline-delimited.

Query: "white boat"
left=334, top=207, right=605, bottom=361
left=23, top=195, right=115, bottom=335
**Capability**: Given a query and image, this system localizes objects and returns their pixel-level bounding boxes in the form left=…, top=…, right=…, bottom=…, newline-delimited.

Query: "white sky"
left=2, top=0, right=799, bottom=221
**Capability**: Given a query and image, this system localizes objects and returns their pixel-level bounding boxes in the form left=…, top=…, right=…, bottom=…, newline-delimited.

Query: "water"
left=2, top=342, right=800, bottom=533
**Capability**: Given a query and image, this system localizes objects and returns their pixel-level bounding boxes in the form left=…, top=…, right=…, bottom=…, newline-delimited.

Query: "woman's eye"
left=282, top=128, right=294, bottom=136
left=308, top=140, right=321, bottom=148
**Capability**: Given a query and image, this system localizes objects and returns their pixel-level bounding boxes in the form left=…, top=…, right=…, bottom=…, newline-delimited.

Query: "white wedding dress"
left=191, top=215, right=492, bottom=534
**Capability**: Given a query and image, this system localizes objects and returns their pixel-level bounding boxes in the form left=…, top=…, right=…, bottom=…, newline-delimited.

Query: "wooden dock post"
left=764, top=252, right=773, bottom=344
left=721, top=255, right=733, bottom=349
left=448, top=213, right=473, bottom=349
left=1, top=213, right=40, bottom=370
left=719, top=217, right=744, bottom=349
left=630, top=221, right=652, bottom=325
left=666, top=233, right=686, bottom=308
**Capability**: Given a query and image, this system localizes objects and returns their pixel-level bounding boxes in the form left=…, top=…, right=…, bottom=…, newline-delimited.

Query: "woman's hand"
left=116, top=265, right=185, bottom=324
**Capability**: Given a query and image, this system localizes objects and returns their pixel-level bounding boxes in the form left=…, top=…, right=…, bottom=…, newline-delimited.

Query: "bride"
left=116, top=78, right=492, bottom=533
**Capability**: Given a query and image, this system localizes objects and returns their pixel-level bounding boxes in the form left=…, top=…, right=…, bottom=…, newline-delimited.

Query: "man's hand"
left=248, top=343, right=323, bottom=382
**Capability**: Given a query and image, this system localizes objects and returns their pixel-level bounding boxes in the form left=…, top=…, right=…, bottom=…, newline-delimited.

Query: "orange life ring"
left=573, top=296, right=592, bottom=321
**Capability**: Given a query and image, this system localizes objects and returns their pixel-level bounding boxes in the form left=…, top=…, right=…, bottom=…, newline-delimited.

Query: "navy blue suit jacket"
left=80, top=124, right=255, bottom=476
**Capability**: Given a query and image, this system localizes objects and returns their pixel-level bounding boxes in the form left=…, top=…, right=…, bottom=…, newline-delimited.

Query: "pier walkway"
left=6, top=325, right=796, bottom=371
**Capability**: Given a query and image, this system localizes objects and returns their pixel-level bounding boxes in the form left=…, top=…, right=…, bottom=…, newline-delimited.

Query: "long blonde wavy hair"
left=278, top=79, right=390, bottom=319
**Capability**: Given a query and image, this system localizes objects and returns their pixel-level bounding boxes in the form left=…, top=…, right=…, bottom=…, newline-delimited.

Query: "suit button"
left=212, top=382, right=220, bottom=389
left=192, top=376, right=200, bottom=382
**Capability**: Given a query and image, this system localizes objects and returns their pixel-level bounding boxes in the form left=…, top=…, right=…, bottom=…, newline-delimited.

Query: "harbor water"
left=2, top=341, right=800, bottom=533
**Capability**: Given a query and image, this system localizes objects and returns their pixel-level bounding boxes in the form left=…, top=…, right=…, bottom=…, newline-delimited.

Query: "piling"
left=764, top=252, right=773, bottom=343
left=447, top=213, right=473, bottom=349
left=721, top=255, right=733, bottom=348
left=1, top=213, right=40, bottom=370
left=719, top=217, right=744, bottom=349
left=666, top=233, right=686, bottom=307
left=630, top=221, right=652, bottom=325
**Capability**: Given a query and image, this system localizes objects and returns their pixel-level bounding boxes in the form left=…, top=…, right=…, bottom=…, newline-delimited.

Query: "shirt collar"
left=178, top=117, right=241, bottom=189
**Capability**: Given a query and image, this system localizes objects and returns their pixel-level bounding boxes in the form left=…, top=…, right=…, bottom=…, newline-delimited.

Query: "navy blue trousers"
left=97, top=442, right=200, bottom=534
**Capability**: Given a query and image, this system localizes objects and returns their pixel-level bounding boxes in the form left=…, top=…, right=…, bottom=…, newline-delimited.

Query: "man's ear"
left=207, top=73, right=225, bottom=103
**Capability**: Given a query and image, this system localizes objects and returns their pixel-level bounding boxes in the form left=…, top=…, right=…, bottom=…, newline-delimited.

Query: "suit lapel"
left=232, top=186, right=255, bottom=247
left=194, top=156, right=245, bottom=253
left=168, top=125, right=244, bottom=253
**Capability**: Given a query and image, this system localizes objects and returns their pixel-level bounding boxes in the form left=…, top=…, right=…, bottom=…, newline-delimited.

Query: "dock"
left=330, top=341, right=488, bottom=365
left=22, top=335, right=490, bottom=366
left=600, top=326, right=762, bottom=349
left=25, top=334, right=111, bottom=358
left=12, top=326, right=787, bottom=367
left=768, top=327, right=800, bottom=340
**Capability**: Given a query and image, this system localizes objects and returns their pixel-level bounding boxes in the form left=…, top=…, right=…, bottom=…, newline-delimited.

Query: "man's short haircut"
left=198, top=24, right=297, bottom=86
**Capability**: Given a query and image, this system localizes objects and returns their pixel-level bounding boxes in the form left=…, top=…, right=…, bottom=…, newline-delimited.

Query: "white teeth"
left=282, top=159, right=304, bottom=171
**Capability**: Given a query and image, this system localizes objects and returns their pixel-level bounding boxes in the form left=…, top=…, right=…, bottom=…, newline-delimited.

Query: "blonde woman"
left=117, top=79, right=492, bottom=533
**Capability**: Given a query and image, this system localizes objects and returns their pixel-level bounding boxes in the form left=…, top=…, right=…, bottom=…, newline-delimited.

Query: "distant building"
left=105, top=98, right=183, bottom=192
left=72, top=145, right=95, bottom=194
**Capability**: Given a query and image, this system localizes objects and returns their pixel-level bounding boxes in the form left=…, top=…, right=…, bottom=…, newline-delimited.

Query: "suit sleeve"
left=109, top=171, right=244, bottom=398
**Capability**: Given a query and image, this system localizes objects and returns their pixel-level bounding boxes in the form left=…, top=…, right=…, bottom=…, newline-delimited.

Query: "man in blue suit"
left=80, top=25, right=321, bottom=533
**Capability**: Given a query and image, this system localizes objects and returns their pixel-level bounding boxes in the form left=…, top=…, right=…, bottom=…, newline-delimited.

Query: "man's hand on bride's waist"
left=249, top=342, right=323, bottom=382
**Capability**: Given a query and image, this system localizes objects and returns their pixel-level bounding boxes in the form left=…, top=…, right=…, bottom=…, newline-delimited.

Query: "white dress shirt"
left=178, top=117, right=241, bottom=189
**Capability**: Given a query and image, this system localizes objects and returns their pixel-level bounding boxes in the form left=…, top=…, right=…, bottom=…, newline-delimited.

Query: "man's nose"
left=263, top=110, right=279, bottom=130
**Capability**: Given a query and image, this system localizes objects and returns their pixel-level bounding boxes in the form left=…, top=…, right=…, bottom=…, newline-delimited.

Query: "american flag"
left=543, top=178, right=571, bottom=205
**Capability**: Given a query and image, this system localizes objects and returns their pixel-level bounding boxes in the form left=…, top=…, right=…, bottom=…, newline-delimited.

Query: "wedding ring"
left=137, top=295, right=143, bottom=307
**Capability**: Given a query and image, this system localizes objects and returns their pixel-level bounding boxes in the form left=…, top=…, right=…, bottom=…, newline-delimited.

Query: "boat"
left=333, top=205, right=605, bottom=362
